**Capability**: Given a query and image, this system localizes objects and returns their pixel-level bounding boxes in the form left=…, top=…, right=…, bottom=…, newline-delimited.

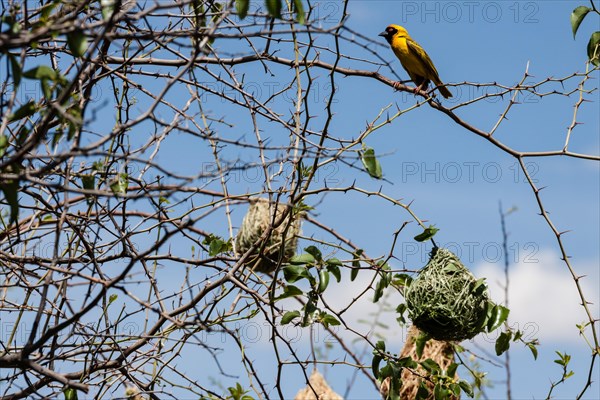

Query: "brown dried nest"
left=235, top=198, right=302, bottom=273
left=295, top=370, right=343, bottom=400
left=380, top=326, right=458, bottom=400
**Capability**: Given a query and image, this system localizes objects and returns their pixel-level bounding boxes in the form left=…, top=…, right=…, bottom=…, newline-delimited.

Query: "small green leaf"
left=395, top=303, right=407, bottom=324
left=81, top=174, right=95, bottom=204
left=372, top=354, right=382, bottom=379
left=458, top=380, right=474, bottom=398
left=282, top=265, right=310, bottom=283
left=487, top=304, right=510, bottom=332
left=495, top=331, right=512, bottom=355
left=420, top=358, right=440, bottom=374
left=304, top=245, right=322, bottom=262
left=275, top=285, right=303, bottom=300
left=0, top=166, right=20, bottom=223
left=317, top=269, right=330, bottom=293
left=8, top=54, right=21, bottom=87
left=571, top=6, right=591, bottom=39
left=67, top=29, right=88, bottom=57
left=289, top=253, right=316, bottom=265
left=446, top=362, right=458, bottom=378
left=110, top=173, right=128, bottom=195
left=0, top=135, right=8, bottom=158
left=108, top=293, right=118, bottom=305
left=63, top=387, right=79, bottom=400
left=293, top=0, right=305, bottom=24
left=236, top=0, right=250, bottom=19
left=101, top=0, right=115, bottom=20
left=326, top=258, right=342, bottom=282
left=373, top=275, right=388, bottom=303
left=23, top=65, right=57, bottom=81
left=360, top=147, right=383, bottom=179
left=8, top=101, right=37, bottom=122
left=416, top=382, right=430, bottom=400
left=414, top=225, right=439, bottom=242
left=392, top=273, right=413, bottom=288
left=281, top=310, right=301, bottom=324
left=527, top=342, right=538, bottom=359
left=415, top=332, right=430, bottom=359
left=587, top=31, right=600, bottom=66
left=265, top=0, right=282, bottom=18
left=351, top=249, right=363, bottom=281
left=319, top=312, right=340, bottom=328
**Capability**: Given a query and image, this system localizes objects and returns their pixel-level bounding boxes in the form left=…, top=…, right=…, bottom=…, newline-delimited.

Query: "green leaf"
left=265, top=0, right=282, bottom=18
left=351, top=249, right=363, bottom=281
left=0, top=135, right=8, bottom=158
left=433, top=382, right=449, bottom=400
left=8, top=54, right=21, bottom=88
left=304, top=245, right=322, bottom=262
left=360, top=147, right=383, bottom=179
left=458, top=380, right=474, bottom=398
left=23, top=65, right=57, bottom=81
left=375, top=340, right=386, bottom=351
left=416, top=382, right=430, bottom=400
left=63, top=387, right=78, bottom=400
left=67, top=29, right=88, bottom=57
left=110, top=173, right=128, bottom=195
left=446, top=362, right=458, bottom=378
left=414, top=225, right=439, bottom=242
left=81, top=174, right=95, bottom=203
left=0, top=167, right=20, bottom=223
left=275, top=285, right=303, bottom=300
left=282, top=265, right=310, bottom=283
left=326, top=258, right=342, bottom=282
left=236, top=0, right=250, bottom=19
left=317, top=269, right=330, bottom=293
left=587, top=31, right=600, bottom=66
left=495, top=331, right=512, bottom=355
left=290, top=253, right=316, bottom=265
left=8, top=101, right=37, bottom=122
left=374, top=273, right=389, bottom=303
left=319, top=312, right=340, bottom=328
left=101, top=0, right=115, bottom=21
left=395, top=303, right=407, bottom=324
left=527, top=342, right=538, bottom=360
left=281, top=310, right=301, bottom=324
left=415, top=332, right=430, bottom=359
left=392, top=273, right=413, bottom=288
left=108, top=293, right=118, bottom=305
left=293, top=0, right=305, bottom=24
left=372, top=354, right=382, bottom=379
left=486, top=304, right=510, bottom=332
left=571, top=6, right=591, bottom=39
left=420, top=358, right=440, bottom=374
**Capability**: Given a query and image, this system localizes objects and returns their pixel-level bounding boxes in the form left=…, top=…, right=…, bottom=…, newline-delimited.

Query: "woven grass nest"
left=295, top=370, right=342, bottom=400
left=405, top=247, right=489, bottom=341
left=380, top=326, right=457, bottom=400
left=235, top=198, right=302, bottom=273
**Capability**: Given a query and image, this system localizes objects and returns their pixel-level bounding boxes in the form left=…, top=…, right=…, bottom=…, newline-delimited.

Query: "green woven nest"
left=405, top=247, right=489, bottom=341
left=235, top=198, right=302, bottom=273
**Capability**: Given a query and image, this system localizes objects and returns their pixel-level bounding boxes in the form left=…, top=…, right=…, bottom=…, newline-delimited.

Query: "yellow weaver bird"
left=379, top=24, right=452, bottom=99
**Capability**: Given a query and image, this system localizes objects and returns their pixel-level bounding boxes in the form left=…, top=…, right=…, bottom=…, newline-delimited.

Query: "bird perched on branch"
left=379, top=24, right=452, bottom=99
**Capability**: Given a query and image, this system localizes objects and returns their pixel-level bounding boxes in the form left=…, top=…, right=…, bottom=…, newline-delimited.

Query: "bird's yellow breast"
left=391, top=36, right=428, bottom=78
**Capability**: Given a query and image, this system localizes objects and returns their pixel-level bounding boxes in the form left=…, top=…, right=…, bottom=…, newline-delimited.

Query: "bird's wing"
left=406, top=39, right=443, bottom=84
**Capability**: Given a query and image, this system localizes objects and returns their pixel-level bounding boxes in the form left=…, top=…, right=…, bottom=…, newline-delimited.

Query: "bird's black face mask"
left=378, top=26, right=398, bottom=44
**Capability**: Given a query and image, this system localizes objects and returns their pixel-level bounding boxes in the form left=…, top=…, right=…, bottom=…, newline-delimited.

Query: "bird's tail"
left=437, top=83, right=452, bottom=99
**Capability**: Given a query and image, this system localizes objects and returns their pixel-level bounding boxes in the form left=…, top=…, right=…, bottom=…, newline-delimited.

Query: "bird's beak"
left=378, top=31, right=387, bottom=38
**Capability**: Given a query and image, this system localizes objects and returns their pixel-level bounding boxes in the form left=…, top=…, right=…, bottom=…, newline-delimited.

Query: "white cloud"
left=474, top=249, right=600, bottom=343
